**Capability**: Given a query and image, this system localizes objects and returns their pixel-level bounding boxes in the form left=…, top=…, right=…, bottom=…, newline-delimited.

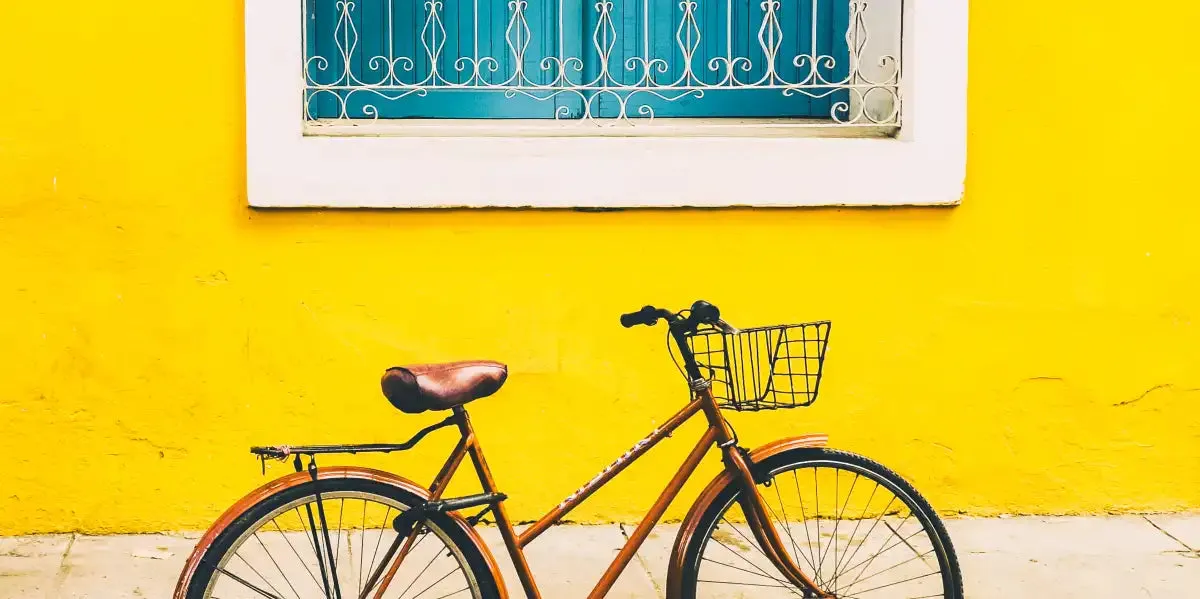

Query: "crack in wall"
left=1113, top=384, right=1200, bottom=407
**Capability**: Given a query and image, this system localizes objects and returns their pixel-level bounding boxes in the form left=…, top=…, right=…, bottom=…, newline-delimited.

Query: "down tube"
left=587, top=427, right=718, bottom=599
left=517, top=398, right=704, bottom=547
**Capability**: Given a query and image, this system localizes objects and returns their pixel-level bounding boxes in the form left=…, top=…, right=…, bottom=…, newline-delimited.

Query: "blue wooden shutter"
left=306, top=0, right=850, bottom=121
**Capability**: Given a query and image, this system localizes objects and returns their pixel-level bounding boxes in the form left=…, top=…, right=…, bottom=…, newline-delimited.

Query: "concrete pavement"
left=1, top=515, right=1196, bottom=598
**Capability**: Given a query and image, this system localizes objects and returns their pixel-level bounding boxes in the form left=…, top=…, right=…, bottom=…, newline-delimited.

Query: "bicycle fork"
left=703, top=392, right=835, bottom=599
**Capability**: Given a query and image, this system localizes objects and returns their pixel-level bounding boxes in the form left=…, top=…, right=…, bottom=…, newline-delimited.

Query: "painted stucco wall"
left=1, top=1, right=1198, bottom=534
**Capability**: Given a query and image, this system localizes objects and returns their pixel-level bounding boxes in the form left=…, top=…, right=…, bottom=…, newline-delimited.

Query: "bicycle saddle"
left=381, top=361, right=507, bottom=414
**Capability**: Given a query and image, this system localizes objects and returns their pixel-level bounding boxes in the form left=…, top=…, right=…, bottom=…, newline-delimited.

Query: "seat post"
left=450, top=405, right=471, bottom=434
left=455, top=405, right=544, bottom=598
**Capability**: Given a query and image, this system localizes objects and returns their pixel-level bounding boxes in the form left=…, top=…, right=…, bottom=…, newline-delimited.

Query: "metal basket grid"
left=687, top=321, right=831, bottom=411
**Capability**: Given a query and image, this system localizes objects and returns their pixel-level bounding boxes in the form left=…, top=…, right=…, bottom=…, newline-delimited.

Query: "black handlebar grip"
left=621, top=305, right=660, bottom=328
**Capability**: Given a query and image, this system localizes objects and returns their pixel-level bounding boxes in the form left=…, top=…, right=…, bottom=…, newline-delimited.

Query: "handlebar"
left=621, top=300, right=740, bottom=383
left=620, top=300, right=737, bottom=334
left=619, top=305, right=672, bottom=328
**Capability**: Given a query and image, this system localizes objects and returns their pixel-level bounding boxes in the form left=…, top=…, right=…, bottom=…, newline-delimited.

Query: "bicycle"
left=174, top=300, right=962, bottom=599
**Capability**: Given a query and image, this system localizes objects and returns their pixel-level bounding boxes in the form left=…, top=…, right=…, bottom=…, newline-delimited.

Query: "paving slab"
left=944, top=515, right=1182, bottom=556
left=958, top=548, right=1196, bottom=599
left=476, top=525, right=660, bottom=598
left=946, top=517, right=1198, bottom=599
left=0, top=535, right=73, bottom=599
left=54, top=534, right=192, bottom=599
left=1, top=516, right=1198, bottom=598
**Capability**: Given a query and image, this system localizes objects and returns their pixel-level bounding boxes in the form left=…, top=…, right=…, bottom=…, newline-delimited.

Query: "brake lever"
left=715, top=318, right=740, bottom=335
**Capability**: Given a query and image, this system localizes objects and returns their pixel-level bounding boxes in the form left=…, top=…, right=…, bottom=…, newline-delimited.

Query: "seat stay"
left=368, top=409, right=500, bottom=599
left=461, top=416, right=545, bottom=599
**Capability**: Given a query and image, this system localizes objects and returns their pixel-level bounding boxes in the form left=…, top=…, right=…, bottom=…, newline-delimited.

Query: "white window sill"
left=304, top=118, right=899, bottom=139
left=245, top=2, right=967, bottom=209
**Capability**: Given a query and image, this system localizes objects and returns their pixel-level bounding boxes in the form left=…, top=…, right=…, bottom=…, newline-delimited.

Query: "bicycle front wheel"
left=679, top=448, right=963, bottom=599
left=184, top=477, right=502, bottom=599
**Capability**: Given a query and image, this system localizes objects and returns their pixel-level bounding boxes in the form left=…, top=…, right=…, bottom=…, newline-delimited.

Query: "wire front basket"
left=686, top=321, right=831, bottom=411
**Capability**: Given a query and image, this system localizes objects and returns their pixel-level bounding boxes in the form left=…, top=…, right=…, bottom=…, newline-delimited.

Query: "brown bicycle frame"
left=370, top=387, right=828, bottom=599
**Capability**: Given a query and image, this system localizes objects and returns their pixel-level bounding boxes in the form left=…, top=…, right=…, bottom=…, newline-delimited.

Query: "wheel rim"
left=202, top=490, right=482, bottom=599
left=693, top=460, right=951, bottom=599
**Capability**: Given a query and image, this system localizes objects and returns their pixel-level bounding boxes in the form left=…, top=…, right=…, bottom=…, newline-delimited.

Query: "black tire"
left=679, top=448, right=963, bottom=599
left=186, top=477, right=502, bottom=599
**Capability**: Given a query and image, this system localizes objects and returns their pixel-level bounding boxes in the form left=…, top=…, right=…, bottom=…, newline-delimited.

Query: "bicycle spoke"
left=313, top=494, right=344, bottom=599
left=838, top=569, right=940, bottom=597
left=719, top=516, right=775, bottom=563
left=207, top=561, right=286, bottom=599
left=884, top=519, right=933, bottom=565
left=772, top=478, right=810, bottom=574
left=295, top=504, right=336, bottom=598
left=830, top=494, right=897, bottom=586
left=367, top=505, right=393, bottom=586
left=762, top=492, right=821, bottom=576
left=710, top=539, right=789, bottom=587
left=293, top=508, right=320, bottom=562
left=701, top=556, right=796, bottom=587
left=271, top=517, right=324, bottom=592
left=813, top=468, right=821, bottom=585
left=427, top=588, right=471, bottom=599
left=234, top=552, right=288, bottom=599
left=840, top=522, right=918, bottom=583
left=822, top=472, right=859, bottom=593
left=711, top=519, right=793, bottom=587
left=252, top=532, right=303, bottom=599
left=828, top=468, right=839, bottom=584
left=792, top=470, right=820, bottom=577
left=831, top=481, right=881, bottom=582
left=334, top=498, right=345, bottom=576
left=838, top=517, right=921, bottom=588
left=841, top=593, right=945, bottom=599
left=837, top=549, right=937, bottom=595
left=363, top=528, right=433, bottom=599
left=394, top=533, right=442, bottom=599
left=697, top=578, right=797, bottom=589
left=405, top=567, right=460, bottom=599
left=300, top=504, right=335, bottom=598
left=358, top=500, right=367, bottom=596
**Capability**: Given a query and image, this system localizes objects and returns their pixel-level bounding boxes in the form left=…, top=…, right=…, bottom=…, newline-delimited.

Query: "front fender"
left=173, top=466, right=508, bottom=599
left=665, top=434, right=828, bottom=598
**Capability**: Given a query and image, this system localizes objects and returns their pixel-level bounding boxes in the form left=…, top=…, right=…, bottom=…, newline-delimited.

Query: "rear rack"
left=250, top=412, right=506, bottom=531
left=250, top=414, right=456, bottom=464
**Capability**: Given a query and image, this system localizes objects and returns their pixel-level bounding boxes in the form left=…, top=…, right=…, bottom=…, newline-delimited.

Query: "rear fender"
left=173, top=466, right=508, bottom=599
left=666, top=434, right=829, bottom=597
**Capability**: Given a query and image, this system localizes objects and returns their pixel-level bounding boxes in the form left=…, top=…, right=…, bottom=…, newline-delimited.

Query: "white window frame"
left=246, top=1, right=967, bottom=208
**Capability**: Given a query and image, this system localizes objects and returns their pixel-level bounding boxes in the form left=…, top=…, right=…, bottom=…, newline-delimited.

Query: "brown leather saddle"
left=380, top=360, right=507, bottom=414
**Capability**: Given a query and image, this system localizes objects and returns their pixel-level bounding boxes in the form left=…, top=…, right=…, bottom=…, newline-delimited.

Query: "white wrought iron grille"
left=302, top=0, right=901, bottom=128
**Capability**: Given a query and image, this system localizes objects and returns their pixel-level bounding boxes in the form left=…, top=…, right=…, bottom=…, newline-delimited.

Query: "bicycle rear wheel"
left=679, top=448, right=963, bottom=599
left=184, top=477, right=501, bottom=599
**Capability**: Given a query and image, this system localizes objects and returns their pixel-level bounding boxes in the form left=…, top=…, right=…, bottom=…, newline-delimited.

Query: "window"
left=303, top=0, right=896, bottom=128
left=246, top=1, right=966, bottom=207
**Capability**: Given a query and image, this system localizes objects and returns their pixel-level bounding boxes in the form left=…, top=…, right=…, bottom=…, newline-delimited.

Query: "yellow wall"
left=2, top=1, right=1199, bottom=535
